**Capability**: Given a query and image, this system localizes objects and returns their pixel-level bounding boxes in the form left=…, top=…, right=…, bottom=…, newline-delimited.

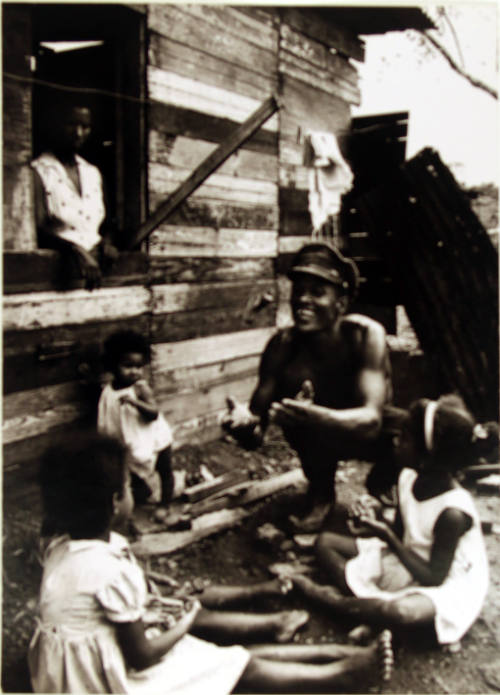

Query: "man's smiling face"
left=291, top=274, right=343, bottom=333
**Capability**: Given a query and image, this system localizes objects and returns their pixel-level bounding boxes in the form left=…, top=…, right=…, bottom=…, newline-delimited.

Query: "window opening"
left=31, top=4, right=145, bottom=247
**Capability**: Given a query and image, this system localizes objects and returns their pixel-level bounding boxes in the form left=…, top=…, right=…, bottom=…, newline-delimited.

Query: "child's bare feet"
left=376, top=629, right=394, bottom=682
left=268, top=560, right=314, bottom=579
left=348, top=623, right=374, bottom=645
left=274, top=609, right=309, bottom=643
left=289, top=501, right=331, bottom=533
left=276, top=576, right=293, bottom=595
left=292, top=574, right=344, bottom=603
left=323, top=630, right=394, bottom=689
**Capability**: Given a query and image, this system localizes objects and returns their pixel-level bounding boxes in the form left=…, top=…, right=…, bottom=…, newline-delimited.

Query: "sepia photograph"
left=2, top=2, right=499, bottom=693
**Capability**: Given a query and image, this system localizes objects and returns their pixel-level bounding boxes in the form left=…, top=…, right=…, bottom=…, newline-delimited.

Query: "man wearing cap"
left=224, top=242, right=394, bottom=532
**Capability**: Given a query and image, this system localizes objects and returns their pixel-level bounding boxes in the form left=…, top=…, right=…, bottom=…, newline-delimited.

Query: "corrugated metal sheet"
left=355, top=147, right=499, bottom=419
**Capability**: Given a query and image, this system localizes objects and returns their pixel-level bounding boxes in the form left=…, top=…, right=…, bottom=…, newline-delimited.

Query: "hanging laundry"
left=303, top=131, right=354, bottom=237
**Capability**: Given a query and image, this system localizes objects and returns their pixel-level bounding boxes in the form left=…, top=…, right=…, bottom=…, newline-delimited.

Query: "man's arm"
left=270, top=317, right=388, bottom=441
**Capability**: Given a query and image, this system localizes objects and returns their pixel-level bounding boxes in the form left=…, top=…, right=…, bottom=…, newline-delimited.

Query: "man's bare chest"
left=277, top=343, right=357, bottom=406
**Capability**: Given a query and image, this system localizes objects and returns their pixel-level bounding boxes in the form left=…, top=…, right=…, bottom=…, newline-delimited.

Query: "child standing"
left=29, top=433, right=394, bottom=694
left=98, top=330, right=173, bottom=506
left=292, top=394, right=497, bottom=646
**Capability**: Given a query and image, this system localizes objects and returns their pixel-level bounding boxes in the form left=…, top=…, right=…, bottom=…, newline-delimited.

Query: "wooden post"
left=129, top=95, right=280, bottom=249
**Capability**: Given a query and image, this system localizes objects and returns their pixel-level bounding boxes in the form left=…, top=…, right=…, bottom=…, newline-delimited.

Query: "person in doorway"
left=290, top=395, right=496, bottom=647
left=29, top=432, right=394, bottom=694
left=31, top=98, right=119, bottom=290
left=224, top=242, right=400, bottom=532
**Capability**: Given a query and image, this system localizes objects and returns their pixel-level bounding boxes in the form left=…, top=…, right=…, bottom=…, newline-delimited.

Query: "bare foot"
left=289, top=502, right=331, bottom=533
left=348, top=623, right=374, bottom=645
left=268, top=561, right=314, bottom=579
left=274, top=609, right=309, bottom=643
left=332, top=630, right=394, bottom=687
left=375, top=629, right=394, bottom=682
left=273, top=576, right=294, bottom=595
left=292, top=574, right=344, bottom=604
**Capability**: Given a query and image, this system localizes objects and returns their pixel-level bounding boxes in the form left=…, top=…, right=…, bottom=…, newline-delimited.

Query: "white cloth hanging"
left=303, top=131, right=353, bottom=236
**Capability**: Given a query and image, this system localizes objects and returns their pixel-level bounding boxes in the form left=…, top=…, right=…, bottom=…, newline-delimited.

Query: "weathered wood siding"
left=145, top=5, right=282, bottom=444
left=3, top=4, right=364, bottom=478
left=3, top=4, right=36, bottom=251
left=273, top=7, right=363, bottom=326
left=3, top=253, right=151, bottom=475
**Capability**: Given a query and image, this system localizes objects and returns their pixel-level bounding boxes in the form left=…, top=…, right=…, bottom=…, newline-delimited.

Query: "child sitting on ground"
left=98, top=330, right=173, bottom=506
left=29, top=433, right=394, bottom=694
left=291, top=394, right=497, bottom=647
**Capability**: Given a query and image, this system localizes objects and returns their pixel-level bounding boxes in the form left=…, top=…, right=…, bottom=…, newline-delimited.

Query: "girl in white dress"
left=292, top=394, right=497, bottom=646
left=98, top=330, right=174, bottom=506
left=29, top=433, right=394, bottom=694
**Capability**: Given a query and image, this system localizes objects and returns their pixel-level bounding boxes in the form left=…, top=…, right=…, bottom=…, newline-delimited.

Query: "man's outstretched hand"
left=269, top=379, right=326, bottom=428
left=222, top=397, right=259, bottom=431
left=222, top=397, right=262, bottom=449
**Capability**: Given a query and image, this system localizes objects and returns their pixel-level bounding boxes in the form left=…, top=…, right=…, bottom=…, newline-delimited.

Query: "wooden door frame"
left=31, top=3, right=147, bottom=245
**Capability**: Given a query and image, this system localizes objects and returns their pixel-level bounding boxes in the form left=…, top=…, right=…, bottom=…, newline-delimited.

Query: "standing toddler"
left=98, top=330, right=173, bottom=505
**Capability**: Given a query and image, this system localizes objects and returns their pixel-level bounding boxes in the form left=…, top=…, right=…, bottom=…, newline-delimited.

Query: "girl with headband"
left=290, top=394, right=498, bottom=647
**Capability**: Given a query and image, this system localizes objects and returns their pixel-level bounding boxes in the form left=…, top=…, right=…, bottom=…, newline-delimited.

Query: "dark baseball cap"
left=288, top=243, right=360, bottom=298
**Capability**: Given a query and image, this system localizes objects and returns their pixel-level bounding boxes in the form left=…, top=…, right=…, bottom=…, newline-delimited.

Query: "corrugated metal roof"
left=312, top=6, right=435, bottom=35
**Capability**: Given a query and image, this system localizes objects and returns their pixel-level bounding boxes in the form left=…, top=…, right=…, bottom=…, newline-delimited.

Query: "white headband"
left=424, top=401, right=438, bottom=452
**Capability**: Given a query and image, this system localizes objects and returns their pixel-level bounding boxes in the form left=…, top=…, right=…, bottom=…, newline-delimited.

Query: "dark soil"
left=3, top=427, right=500, bottom=694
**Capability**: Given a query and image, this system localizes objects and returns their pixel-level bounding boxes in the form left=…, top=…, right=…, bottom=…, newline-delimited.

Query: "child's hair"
left=407, top=394, right=499, bottom=470
left=39, top=432, right=127, bottom=539
left=103, top=330, right=151, bottom=372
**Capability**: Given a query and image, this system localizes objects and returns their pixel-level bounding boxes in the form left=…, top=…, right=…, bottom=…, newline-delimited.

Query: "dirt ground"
left=2, top=427, right=500, bottom=694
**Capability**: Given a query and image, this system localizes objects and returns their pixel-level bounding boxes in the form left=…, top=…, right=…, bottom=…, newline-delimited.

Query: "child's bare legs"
left=315, top=532, right=358, bottom=594
left=235, top=631, right=393, bottom=693
left=198, top=578, right=292, bottom=609
left=191, top=607, right=309, bottom=644
left=249, top=638, right=381, bottom=662
left=293, top=574, right=436, bottom=630
left=156, top=446, right=174, bottom=505
left=130, top=472, right=152, bottom=506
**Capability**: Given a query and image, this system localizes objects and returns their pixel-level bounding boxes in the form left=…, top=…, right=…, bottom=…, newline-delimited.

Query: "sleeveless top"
left=97, top=383, right=172, bottom=499
left=345, top=468, right=489, bottom=643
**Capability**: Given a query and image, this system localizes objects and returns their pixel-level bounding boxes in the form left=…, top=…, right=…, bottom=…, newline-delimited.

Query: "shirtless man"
left=224, top=243, right=396, bottom=532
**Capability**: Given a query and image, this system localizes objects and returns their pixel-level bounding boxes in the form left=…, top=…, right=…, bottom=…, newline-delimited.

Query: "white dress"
left=31, top=152, right=105, bottom=251
left=29, top=533, right=250, bottom=694
left=345, top=468, right=489, bottom=644
left=98, top=384, right=173, bottom=502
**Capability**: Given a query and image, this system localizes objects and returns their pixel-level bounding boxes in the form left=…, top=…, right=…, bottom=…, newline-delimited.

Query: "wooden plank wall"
left=3, top=5, right=366, bottom=479
left=3, top=253, right=151, bottom=477
left=3, top=4, right=36, bottom=251
left=145, top=5, right=280, bottom=445
left=273, top=8, right=363, bottom=326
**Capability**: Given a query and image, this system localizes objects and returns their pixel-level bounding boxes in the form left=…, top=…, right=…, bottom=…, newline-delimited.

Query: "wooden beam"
left=132, top=469, right=306, bottom=556
left=180, top=471, right=249, bottom=503
left=279, top=7, right=364, bottom=62
left=129, top=95, right=280, bottom=248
